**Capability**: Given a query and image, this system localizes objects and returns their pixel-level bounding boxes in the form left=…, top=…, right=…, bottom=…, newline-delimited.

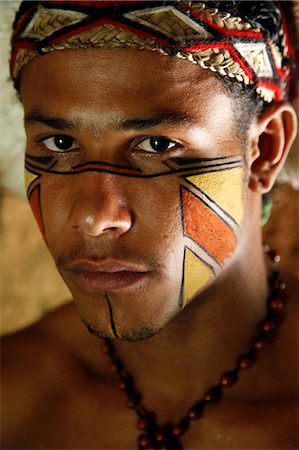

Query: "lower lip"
left=70, top=270, right=148, bottom=291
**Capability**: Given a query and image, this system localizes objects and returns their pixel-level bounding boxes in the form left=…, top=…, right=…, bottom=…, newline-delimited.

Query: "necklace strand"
left=101, top=247, right=286, bottom=450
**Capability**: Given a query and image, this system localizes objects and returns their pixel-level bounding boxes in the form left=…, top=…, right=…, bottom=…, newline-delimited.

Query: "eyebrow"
left=24, top=111, right=195, bottom=132
left=25, top=112, right=77, bottom=130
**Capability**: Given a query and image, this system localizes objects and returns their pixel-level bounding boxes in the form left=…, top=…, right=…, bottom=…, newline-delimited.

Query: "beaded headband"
left=11, top=1, right=293, bottom=103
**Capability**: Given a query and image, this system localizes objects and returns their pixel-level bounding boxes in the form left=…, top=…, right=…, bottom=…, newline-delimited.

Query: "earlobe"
left=248, top=101, right=297, bottom=193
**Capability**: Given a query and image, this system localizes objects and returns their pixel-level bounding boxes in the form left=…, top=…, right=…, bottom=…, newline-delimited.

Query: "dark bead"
left=126, top=399, right=136, bottom=409
left=261, top=319, right=276, bottom=332
left=237, top=352, right=256, bottom=370
left=138, top=434, right=151, bottom=448
left=268, top=249, right=281, bottom=262
left=137, top=418, right=149, bottom=431
left=278, top=281, right=286, bottom=290
left=188, top=401, right=204, bottom=420
left=155, top=430, right=166, bottom=442
left=188, top=408, right=199, bottom=420
left=109, top=362, right=118, bottom=372
left=171, top=416, right=190, bottom=436
left=204, top=385, right=223, bottom=403
left=252, top=335, right=268, bottom=350
left=220, top=370, right=238, bottom=388
left=117, top=380, right=127, bottom=390
left=269, top=298, right=284, bottom=310
left=172, top=424, right=184, bottom=436
left=101, top=342, right=111, bottom=354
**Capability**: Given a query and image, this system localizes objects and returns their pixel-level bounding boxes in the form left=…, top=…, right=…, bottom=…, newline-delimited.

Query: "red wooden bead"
left=261, top=319, right=276, bottom=332
left=101, top=343, right=110, bottom=354
left=138, top=434, right=151, bottom=447
left=268, top=249, right=280, bottom=262
left=188, top=400, right=204, bottom=420
left=172, top=424, right=184, bottom=436
left=188, top=408, right=199, bottom=420
left=274, top=280, right=286, bottom=290
left=117, top=380, right=127, bottom=390
left=109, top=362, right=118, bottom=372
left=270, top=298, right=284, bottom=310
left=126, top=399, right=136, bottom=408
left=238, top=354, right=256, bottom=370
left=204, top=386, right=222, bottom=403
left=220, top=371, right=238, bottom=388
left=137, top=418, right=149, bottom=430
left=252, top=336, right=268, bottom=350
left=155, top=431, right=166, bottom=442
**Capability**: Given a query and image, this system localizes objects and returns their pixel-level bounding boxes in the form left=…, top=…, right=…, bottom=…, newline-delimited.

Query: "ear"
left=248, top=101, right=297, bottom=193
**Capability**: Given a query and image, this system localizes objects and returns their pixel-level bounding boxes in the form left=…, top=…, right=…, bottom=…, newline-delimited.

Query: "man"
left=1, top=1, right=298, bottom=449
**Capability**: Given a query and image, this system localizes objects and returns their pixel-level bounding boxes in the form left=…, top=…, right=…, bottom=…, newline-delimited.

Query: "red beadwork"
left=101, top=248, right=285, bottom=450
left=273, top=279, right=286, bottom=290
left=252, top=336, right=268, bottom=350
left=220, top=371, right=238, bottom=388
left=155, top=431, right=166, bottom=442
left=268, top=249, right=281, bottom=262
left=138, top=434, right=151, bottom=448
left=109, top=362, right=118, bottom=372
left=118, top=380, right=127, bottom=390
left=188, top=401, right=204, bottom=420
left=204, top=385, right=223, bottom=403
left=261, top=319, right=276, bottom=332
left=126, top=399, right=136, bottom=408
left=270, top=298, right=284, bottom=310
left=237, top=353, right=256, bottom=370
left=172, top=424, right=184, bottom=436
left=137, top=418, right=149, bottom=430
left=101, top=343, right=110, bottom=353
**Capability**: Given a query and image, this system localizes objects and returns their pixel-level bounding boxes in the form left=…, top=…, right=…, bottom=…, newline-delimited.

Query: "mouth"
left=65, top=258, right=150, bottom=292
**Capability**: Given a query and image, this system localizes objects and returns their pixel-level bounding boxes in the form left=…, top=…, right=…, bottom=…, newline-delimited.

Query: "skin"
left=1, top=49, right=298, bottom=449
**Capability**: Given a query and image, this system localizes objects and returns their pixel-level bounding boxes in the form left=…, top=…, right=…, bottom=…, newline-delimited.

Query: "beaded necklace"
left=101, top=248, right=286, bottom=450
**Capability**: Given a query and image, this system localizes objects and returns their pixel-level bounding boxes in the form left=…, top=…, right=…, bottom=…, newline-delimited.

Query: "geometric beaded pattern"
left=11, top=1, right=292, bottom=102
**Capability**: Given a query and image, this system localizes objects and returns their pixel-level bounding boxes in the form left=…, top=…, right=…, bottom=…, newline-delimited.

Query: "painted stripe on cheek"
left=28, top=184, right=46, bottom=239
left=182, top=188, right=237, bottom=265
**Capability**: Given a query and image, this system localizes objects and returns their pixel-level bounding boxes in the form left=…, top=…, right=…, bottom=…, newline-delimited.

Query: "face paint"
left=20, top=43, right=248, bottom=339
left=104, top=292, right=122, bottom=339
left=25, top=152, right=244, bottom=314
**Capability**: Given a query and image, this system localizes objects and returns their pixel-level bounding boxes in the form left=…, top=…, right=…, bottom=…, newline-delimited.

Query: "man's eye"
left=136, top=136, right=177, bottom=153
left=41, top=135, right=78, bottom=152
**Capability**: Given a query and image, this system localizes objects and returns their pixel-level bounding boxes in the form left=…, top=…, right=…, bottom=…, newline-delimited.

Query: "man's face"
left=21, top=49, right=246, bottom=340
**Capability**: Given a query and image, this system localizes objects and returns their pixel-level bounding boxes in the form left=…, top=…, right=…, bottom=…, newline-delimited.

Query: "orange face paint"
left=182, top=187, right=237, bottom=266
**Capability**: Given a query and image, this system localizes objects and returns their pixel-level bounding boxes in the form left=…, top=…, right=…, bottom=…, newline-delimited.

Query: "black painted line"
left=24, top=159, right=243, bottom=179
left=105, top=293, right=119, bottom=339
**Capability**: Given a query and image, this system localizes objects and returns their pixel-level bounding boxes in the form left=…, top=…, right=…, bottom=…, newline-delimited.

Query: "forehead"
left=20, top=48, right=234, bottom=131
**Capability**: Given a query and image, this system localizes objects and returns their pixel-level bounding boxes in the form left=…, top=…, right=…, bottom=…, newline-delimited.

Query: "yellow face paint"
left=24, top=167, right=39, bottom=193
left=182, top=248, right=214, bottom=307
left=186, top=167, right=244, bottom=225
left=180, top=165, right=245, bottom=307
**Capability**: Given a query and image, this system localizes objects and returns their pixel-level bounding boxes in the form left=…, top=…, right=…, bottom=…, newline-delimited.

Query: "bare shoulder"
left=0, top=302, right=110, bottom=447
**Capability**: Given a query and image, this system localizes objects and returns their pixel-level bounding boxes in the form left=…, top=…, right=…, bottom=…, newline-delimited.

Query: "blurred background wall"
left=0, top=1, right=70, bottom=335
left=0, top=1, right=298, bottom=336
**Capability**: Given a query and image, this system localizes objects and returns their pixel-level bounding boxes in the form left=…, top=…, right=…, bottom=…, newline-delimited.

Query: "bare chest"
left=14, top=388, right=297, bottom=450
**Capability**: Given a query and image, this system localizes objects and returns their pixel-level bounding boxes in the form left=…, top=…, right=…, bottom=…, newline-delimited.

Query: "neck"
left=114, top=221, right=269, bottom=416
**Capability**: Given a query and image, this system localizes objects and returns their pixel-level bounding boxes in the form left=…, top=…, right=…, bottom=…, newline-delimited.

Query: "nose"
left=68, top=173, right=133, bottom=239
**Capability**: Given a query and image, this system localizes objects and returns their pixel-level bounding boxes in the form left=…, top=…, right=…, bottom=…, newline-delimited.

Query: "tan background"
left=1, top=190, right=71, bottom=335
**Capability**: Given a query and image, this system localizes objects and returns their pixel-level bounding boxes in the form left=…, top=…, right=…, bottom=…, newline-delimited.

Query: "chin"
left=70, top=283, right=181, bottom=341
left=82, top=319, right=165, bottom=342
left=75, top=298, right=179, bottom=342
